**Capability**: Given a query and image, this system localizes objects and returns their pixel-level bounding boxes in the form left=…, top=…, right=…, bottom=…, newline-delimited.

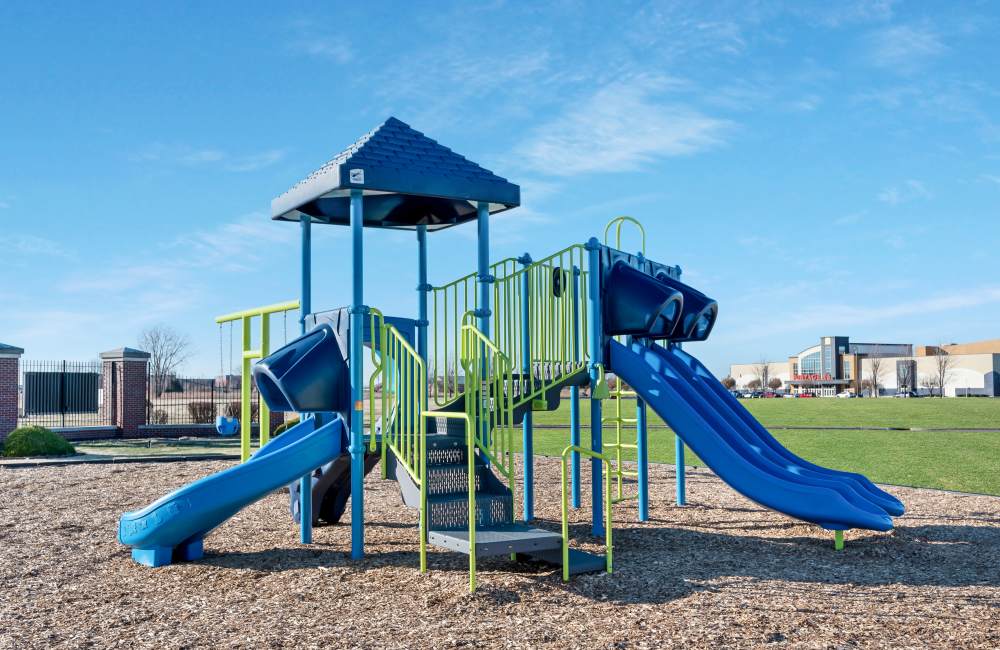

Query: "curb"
left=0, top=453, right=241, bottom=469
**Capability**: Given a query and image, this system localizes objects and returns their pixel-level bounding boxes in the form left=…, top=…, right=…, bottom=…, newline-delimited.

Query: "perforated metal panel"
left=429, top=494, right=513, bottom=530
left=427, top=464, right=482, bottom=496
left=427, top=445, right=465, bottom=465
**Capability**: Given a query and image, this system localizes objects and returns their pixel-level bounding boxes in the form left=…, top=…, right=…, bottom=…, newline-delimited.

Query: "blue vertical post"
left=349, top=189, right=366, bottom=559
left=585, top=238, right=604, bottom=537
left=416, top=224, right=429, bottom=362
left=476, top=202, right=491, bottom=336
left=637, top=395, right=649, bottom=520
left=675, top=432, right=687, bottom=506
left=518, top=253, right=533, bottom=521
left=674, top=263, right=687, bottom=506
left=298, top=214, right=313, bottom=544
left=570, top=265, right=582, bottom=509
left=476, top=202, right=492, bottom=455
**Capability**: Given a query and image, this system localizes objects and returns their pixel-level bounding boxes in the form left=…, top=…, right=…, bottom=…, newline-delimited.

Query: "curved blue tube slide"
left=118, top=416, right=345, bottom=567
left=609, top=340, right=902, bottom=531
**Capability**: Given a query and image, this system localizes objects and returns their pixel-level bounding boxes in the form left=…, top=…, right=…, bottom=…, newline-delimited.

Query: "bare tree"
left=140, top=325, right=192, bottom=397
left=920, top=374, right=939, bottom=396
left=896, top=358, right=915, bottom=395
left=721, top=376, right=737, bottom=390
left=866, top=346, right=887, bottom=398
left=746, top=379, right=762, bottom=391
left=933, top=344, right=955, bottom=398
left=753, top=357, right=771, bottom=394
left=767, top=377, right=783, bottom=391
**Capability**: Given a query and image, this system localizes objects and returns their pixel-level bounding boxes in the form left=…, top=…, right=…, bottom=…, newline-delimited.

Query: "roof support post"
left=416, top=224, right=429, bottom=363
left=349, top=189, right=366, bottom=560
left=298, top=214, right=313, bottom=544
left=585, top=237, right=605, bottom=538
left=476, top=202, right=492, bottom=457
left=570, top=265, right=582, bottom=509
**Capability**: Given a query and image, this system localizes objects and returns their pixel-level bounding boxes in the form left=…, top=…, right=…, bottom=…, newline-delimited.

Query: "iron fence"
left=146, top=373, right=261, bottom=426
left=18, top=360, right=110, bottom=428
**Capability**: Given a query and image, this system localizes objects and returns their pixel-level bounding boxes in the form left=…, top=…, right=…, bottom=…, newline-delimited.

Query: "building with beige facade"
left=730, top=336, right=1000, bottom=397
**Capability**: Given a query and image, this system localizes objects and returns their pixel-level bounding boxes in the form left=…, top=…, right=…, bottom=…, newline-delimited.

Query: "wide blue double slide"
left=609, top=340, right=902, bottom=531
left=118, top=416, right=345, bottom=567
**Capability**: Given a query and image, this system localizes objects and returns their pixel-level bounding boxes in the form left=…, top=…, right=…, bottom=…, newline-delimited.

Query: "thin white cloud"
left=787, top=94, right=823, bottom=112
left=11, top=235, right=74, bottom=259
left=516, top=76, right=731, bottom=177
left=878, top=179, right=931, bottom=205
left=296, top=40, right=353, bottom=63
left=0, top=200, right=9, bottom=209
left=718, top=286, right=1000, bottom=344
left=867, top=24, right=946, bottom=71
left=980, top=174, right=1000, bottom=186
left=131, top=144, right=286, bottom=173
left=834, top=212, right=865, bottom=225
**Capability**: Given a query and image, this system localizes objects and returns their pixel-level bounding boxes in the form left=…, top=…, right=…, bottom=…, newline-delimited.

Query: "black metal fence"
left=146, top=373, right=261, bottom=426
left=18, top=360, right=111, bottom=428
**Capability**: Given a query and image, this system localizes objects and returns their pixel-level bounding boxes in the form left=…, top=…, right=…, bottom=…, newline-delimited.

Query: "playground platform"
left=4, top=457, right=997, bottom=648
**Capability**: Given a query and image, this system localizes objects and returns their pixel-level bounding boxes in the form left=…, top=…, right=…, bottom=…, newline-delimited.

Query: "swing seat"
left=216, top=416, right=239, bottom=436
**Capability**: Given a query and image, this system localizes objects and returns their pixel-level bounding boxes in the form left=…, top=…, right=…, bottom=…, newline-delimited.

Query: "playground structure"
left=118, top=118, right=904, bottom=590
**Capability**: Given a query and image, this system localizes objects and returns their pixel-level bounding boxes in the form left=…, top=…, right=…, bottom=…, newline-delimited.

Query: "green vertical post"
left=259, top=314, right=270, bottom=447
left=240, top=316, right=252, bottom=462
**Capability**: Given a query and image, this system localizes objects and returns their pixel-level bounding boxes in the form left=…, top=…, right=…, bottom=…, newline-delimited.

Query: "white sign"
left=349, top=168, right=365, bottom=184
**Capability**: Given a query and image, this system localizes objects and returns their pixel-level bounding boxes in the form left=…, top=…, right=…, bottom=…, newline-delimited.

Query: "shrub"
left=272, top=417, right=300, bottom=437
left=187, top=401, right=216, bottom=424
left=224, top=401, right=259, bottom=421
left=2, top=426, right=76, bottom=457
left=150, top=409, right=169, bottom=424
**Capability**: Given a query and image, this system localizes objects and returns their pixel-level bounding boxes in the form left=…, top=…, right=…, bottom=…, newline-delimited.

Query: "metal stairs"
left=388, top=434, right=562, bottom=558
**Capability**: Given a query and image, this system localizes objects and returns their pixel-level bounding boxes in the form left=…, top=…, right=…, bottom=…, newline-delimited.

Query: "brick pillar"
left=100, top=347, right=150, bottom=438
left=0, top=343, right=24, bottom=441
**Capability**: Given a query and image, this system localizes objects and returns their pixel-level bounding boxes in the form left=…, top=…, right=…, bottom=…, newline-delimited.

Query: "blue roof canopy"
left=272, top=117, right=520, bottom=231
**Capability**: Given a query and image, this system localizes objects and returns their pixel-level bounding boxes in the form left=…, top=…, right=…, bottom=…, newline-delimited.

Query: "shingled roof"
left=271, top=117, right=520, bottom=231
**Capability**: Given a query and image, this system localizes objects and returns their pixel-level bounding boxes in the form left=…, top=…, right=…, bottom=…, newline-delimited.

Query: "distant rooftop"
left=271, top=117, right=520, bottom=231
left=0, top=342, right=24, bottom=355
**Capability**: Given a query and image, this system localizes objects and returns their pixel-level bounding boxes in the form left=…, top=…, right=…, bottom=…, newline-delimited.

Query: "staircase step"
left=427, top=492, right=513, bottom=530
left=426, top=462, right=485, bottom=496
left=519, top=547, right=609, bottom=576
left=428, top=523, right=562, bottom=557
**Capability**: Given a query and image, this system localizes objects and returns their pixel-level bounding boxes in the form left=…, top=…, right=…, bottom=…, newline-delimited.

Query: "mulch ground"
left=1, top=458, right=998, bottom=649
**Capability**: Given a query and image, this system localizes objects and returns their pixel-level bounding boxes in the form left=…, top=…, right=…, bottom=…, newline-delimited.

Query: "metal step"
left=428, top=523, right=562, bottom=557
left=519, top=547, right=609, bottom=576
left=427, top=492, right=513, bottom=530
left=426, top=462, right=485, bottom=496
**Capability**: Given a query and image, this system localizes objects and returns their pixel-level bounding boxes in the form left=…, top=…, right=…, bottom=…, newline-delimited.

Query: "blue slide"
left=118, top=416, right=345, bottom=566
left=610, top=339, right=903, bottom=531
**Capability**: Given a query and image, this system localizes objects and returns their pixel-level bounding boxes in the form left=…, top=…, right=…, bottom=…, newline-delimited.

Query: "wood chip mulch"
left=1, top=457, right=998, bottom=649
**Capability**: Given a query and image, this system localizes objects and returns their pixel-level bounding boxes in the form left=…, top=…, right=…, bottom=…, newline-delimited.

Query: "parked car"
left=893, top=391, right=915, bottom=398
left=782, top=394, right=796, bottom=398
left=836, top=392, right=855, bottom=399
left=796, top=392, right=815, bottom=398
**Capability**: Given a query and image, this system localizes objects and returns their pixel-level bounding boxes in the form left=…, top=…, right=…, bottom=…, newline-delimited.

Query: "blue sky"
left=2, top=1, right=998, bottom=376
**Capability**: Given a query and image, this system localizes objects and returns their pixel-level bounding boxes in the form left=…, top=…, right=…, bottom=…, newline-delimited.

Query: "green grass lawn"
left=523, top=397, right=1000, bottom=495
left=517, top=427, right=1000, bottom=496
left=75, top=437, right=242, bottom=457
left=531, top=395, right=1000, bottom=429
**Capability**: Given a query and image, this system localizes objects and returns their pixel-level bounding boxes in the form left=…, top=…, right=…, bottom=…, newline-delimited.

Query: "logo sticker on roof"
left=349, top=168, right=365, bottom=184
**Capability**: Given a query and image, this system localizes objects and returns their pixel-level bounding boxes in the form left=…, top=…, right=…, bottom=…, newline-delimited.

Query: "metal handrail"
left=561, top=445, right=613, bottom=581
left=424, top=410, right=478, bottom=590
left=214, top=299, right=301, bottom=461
left=374, top=314, right=428, bottom=573
left=603, top=216, right=645, bottom=255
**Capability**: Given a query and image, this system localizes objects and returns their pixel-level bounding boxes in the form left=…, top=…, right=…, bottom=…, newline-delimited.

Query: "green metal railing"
left=371, top=307, right=429, bottom=572
left=428, top=258, right=519, bottom=406
left=215, top=299, right=301, bottom=461
left=601, top=216, right=647, bottom=502
left=460, top=324, right=516, bottom=487
left=561, top=445, right=613, bottom=581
